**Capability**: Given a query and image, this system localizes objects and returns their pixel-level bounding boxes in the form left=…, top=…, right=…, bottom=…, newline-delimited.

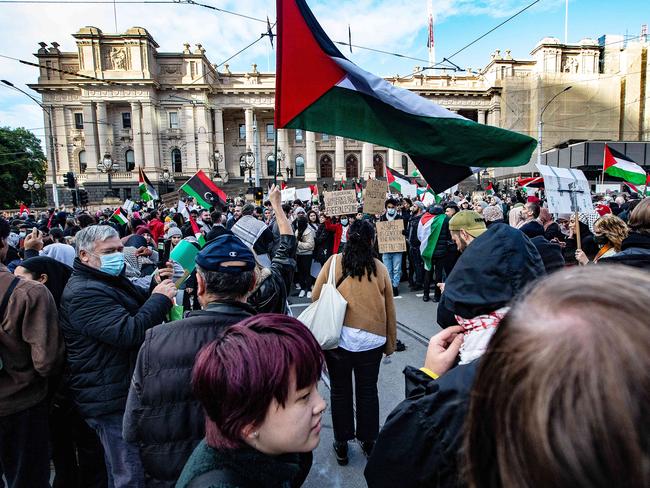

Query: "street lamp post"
left=240, top=148, right=255, bottom=190
left=97, top=151, right=118, bottom=198
left=2, top=80, right=60, bottom=207
left=538, top=86, right=572, bottom=165
left=160, top=167, right=175, bottom=193
left=22, top=172, right=41, bottom=206
left=211, top=149, right=223, bottom=180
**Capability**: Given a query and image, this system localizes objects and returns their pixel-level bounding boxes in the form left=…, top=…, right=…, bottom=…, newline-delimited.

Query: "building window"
left=295, top=129, right=303, bottom=142
left=401, top=154, right=409, bottom=173
left=172, top=148, right=182, bottom=173
left=239, top=154, right=247, bottom=177
left=266, top=124, right=275, bottom=141
left=346, top=154, right=359, bottom=178
left=322, top=133, right=329, bottom=142
left=122, top=112, right=131, bottom=129
left=169, top=112, right=179, bottom=129
left=373, top=153, right=384, bottom=177
left=319, top=155, right=332, bottom=178
left=267, top=154, right=276, bottom=176
left=239, top=124, right=246, bottom=140
left=74, top=113, right=84, bottom=130
left=125, top=149, right=135, bottom=171
left=295, top=155, right=305, bottom=177
left=78, top=150, right=87, bottom=173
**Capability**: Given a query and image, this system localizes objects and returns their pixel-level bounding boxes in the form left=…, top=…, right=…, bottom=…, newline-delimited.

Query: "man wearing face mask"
left=380, top=199, right=407, bottom=296
left=59, top=225, right=177, bottom=488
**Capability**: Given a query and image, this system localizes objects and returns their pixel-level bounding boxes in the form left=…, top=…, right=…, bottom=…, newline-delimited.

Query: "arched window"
left=172, top=148, right=182, bottom=173
left=78, top=150, right=87, bottom=173
left=266, top=154, right=276, bottom=176
left=345, top=154, right=359, bottom=178
left=401, top=154, right=409, bottom=173
left=373, top=153, right=385, bottom=177
left=295, top=155, right=305, bottom=177
left=319, top=155, right=332, bottom=178
left=125, top=149, right=135, bottom=171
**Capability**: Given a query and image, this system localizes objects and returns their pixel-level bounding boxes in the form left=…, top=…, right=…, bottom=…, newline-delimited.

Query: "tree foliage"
left=0, top=127, right=47, bottom=209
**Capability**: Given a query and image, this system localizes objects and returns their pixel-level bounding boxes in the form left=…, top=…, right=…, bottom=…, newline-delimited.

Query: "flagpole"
left=273, top=128, right=278, bottom=186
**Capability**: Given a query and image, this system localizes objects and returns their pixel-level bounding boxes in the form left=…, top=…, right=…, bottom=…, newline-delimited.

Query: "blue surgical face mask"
left=387, top=208, right=396, bottom=216
left=99, top=252, right=124, bottom=276
left=19, top=232, right=26, bottom=238
left=340, top=218, right=349, bottom=226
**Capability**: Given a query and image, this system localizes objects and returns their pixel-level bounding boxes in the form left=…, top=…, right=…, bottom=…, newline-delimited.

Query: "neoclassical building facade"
left=30, top=27, right=649, bottom=203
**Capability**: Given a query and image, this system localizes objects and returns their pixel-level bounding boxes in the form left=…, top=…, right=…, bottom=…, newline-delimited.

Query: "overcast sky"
left=0, top=0, right=647, bottom=146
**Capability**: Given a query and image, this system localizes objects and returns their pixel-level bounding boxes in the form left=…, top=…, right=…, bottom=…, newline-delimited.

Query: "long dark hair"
left=296, top=215, right=308, bottom=241
left=342, top=219, right=377, bottom=281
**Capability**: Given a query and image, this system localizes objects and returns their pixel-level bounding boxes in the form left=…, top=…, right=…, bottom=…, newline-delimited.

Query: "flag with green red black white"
left=180, top=170, right=227, bottom=210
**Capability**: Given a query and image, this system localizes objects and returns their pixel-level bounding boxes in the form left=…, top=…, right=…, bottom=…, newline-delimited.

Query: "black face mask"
left=594, top=234, right=609, bottom=247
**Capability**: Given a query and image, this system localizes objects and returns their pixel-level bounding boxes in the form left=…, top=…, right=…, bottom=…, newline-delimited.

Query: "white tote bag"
left=297, top=254, right=348, bottom=350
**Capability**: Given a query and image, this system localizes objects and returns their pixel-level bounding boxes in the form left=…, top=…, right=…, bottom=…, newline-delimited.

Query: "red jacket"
left=149, top=218, right=165, bottom=245
left=325, top=219, right=343, bottom=254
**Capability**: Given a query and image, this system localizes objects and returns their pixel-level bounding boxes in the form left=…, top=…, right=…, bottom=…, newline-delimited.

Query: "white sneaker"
left=307, top=291, right=312, bottom=298
left=299, top=290, right=306, bottom=298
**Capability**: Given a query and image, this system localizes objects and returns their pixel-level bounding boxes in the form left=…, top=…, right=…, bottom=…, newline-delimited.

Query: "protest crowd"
left=0, top=177, right=649, bottom=488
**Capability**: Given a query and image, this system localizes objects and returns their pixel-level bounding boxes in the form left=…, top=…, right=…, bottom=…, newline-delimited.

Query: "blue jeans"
left=86, top=414, right=144, bottom=488
left=382, top=252, right=402, bottom=288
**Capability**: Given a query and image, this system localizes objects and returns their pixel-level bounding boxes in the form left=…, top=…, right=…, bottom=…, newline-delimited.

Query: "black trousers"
left=296, top=254, right=313, bottom=291
left=324, top=346, right=383, bottom=442
left=0, top=401, right=50, bottom=488
left=423, top=257, right=445, bottom=299
left=409, top=247, right=425, bottom=287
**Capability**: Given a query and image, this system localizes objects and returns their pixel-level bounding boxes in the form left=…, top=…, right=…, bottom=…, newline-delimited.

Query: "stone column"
left=244, top=108, right=254, bottom=156
left=184, top=105, right=197, bottom=173
left=54, top=107, right=69, bottom=173
left=214, top=108, right=227, bottom=179
left=196, top=105, right=211, bottom=171
left=335, top=136, right=345, bottom=179
left=95, top=102, right=109, bottom=159
left=361, top=142, right=375, bottom=179
left=305, top=131, right=318, bottom=181
left=141, top=102, right=159, bottom=169
left=478, top=109, right=487, bottom=124
left=81, top=102, right=99, bottom=170
left=130, top=102, right=144, bottom=169
left=491, top=107, right=501, bottom=127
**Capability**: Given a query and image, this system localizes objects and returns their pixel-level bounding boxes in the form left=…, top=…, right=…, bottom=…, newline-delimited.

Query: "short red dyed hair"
left=192, top=313, right=324, bottom=449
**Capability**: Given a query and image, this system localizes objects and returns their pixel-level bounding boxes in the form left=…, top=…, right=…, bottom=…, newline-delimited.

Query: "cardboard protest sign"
left=536, top=165, right=593, bottom=214
left=363, top=179, right=388, bottom=215
left=281, top=187, right=296, bottom=202
left=324, top=190, right=358, bottom=216
left=376, top=220, right=407, bottom=253
left=295, top=187, right=312, bottom=202
left=161, top=191, right=180, bottom=208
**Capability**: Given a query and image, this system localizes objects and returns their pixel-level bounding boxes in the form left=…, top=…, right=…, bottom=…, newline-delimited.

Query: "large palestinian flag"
left=179, top=170, right=227, bottom=210
left=604, top=145, right=647, bottom=185
left=275, top=0, right=537, bottom=193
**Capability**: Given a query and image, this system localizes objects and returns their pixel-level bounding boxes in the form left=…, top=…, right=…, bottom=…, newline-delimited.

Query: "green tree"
left=0, top=127, right=47, bottom=209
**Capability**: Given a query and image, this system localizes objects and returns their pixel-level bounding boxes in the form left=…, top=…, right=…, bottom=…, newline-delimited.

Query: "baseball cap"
left=449, top=210, right=488, bottom=238
left=195, top=234, right=256, bottom=274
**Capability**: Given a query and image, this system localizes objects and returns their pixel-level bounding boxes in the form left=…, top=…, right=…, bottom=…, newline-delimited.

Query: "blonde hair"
left=594, top=214, right=629, bottom=251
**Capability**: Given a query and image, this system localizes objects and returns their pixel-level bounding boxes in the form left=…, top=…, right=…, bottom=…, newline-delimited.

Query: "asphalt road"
left=288, top=285, right=442, bottom=488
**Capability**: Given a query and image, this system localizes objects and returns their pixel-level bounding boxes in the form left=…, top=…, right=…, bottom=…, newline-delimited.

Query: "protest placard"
left=295, top=187, right=312, bottom=202
left=363, top=179, right=388, bottom=214
left=281, top=187, right=296, bottom=202
left=376, top=220, right=407, bottom=253
left=324, top=190, right=358, bottom=216
left=536, top=165, right=593, bottom=214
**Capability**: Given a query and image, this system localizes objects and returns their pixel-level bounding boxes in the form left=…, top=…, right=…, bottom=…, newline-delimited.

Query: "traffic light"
left=65, top=172, right=76, bottom=188
left=254, top=186, right=264, bottom=203
left=71, top=190, right=78, bottom=206
left=78, top=189, right=89, bottom=206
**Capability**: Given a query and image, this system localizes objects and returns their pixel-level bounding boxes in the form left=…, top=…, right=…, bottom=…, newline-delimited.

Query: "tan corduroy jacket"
left=312, top=255, right=397, bottom=355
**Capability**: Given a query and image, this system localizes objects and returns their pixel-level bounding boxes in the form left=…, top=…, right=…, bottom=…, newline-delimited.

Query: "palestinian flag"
left=417, top=185, right=441, bottom=204
left=189, top=216, right=207, bottom=247
left=340, top=177, right=346, bottom=190
left=111, top=207, right=128, bottom=225
left=517, top=176, right=544, bottom=188
left=604, top=145, right=647, bottom=185
left=19, top=203, right=29, bottom=215
left=355, top=182, right=362, bottom=198
left=485, top=182, right=494, bottom=195
left=624, top=178, right=650, bottom=196
left=386, top=166, right=410, bottom=193
left=274, top=0, right=537, bottom=193
left=418, top=212, right=445, bottom=271
left=180, top=170, right=227, bottom=210
left=138, top=167, right=158, bottom=202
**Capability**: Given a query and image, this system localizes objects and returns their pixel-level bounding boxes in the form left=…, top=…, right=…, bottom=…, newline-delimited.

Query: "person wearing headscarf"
left=14, top=257, right=72, bottom=308
left=482, top=205, right=504, bottom=227
left=576, top=214, right=628, bottom=265
left=508, top=205, right=527, bottom=228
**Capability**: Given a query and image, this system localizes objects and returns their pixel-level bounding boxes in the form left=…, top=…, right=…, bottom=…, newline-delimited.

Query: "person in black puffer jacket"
left=123, top=233, right=258, bottom=487
left=600, top=198, right=650, bottom=269
left=59, top=225, right=176, bottom=488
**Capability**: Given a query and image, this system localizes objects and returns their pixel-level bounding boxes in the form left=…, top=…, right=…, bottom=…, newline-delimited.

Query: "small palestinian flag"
left=418, top=212, right=446, bottom=271
left=180, top=170, right=227, bottom=210
left=281, top=181, right=287, bottom=190
left=485, top=182, right=494, bottom=195
left=624, top=179, right=650, bottom=196
left=355, top=182, right=362, bottom=198
left=189, top=216, right=206, bottom=247
left=340, top=177, right=346, bottom=190
left=111, top=207, right=128, bottom=225
left=386, top=166, right=410, bottom=193
left=604, top=145, right=647, bottom=185
left=138, top=167, right=158, bottom=202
